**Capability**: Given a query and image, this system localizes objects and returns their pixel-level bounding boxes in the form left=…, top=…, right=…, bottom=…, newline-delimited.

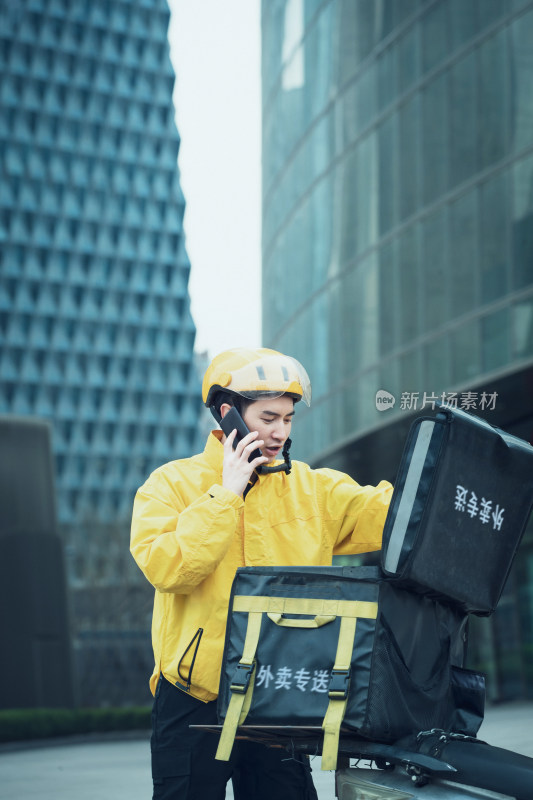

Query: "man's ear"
left=219, top=403, right=233, bottom=419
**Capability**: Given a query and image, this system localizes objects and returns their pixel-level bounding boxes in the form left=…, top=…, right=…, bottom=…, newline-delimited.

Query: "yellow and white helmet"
left=202, top=347, right=311, bottom=409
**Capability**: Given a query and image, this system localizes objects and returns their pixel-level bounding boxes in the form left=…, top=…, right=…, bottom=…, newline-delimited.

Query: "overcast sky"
left=167, top=0, right=263, bottom=359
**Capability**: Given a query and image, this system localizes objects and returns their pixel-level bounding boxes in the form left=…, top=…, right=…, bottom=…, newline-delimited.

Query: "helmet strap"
left=256, top=438, right=292, bottom=475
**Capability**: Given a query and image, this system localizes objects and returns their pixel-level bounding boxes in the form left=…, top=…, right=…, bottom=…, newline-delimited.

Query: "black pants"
left=151, top=676, right=318, bottom=800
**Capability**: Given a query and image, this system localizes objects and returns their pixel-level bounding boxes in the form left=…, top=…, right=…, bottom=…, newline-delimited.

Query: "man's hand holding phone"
left=222, top=428, right=269, bottom=497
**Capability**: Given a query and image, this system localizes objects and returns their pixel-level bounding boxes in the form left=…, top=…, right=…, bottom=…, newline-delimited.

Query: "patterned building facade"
left=0, top=0, right=202, bottom=705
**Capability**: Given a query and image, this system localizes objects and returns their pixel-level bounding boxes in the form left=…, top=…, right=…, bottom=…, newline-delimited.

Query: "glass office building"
left=262, top=0, right=533, bottom=699
left=0, top=0, right=202, bottom=705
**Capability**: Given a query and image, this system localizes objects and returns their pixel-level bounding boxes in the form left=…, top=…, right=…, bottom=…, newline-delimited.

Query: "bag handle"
left=267, top=612, right=336, bottom=628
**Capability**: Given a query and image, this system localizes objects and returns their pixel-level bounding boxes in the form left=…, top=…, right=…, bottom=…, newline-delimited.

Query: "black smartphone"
left=220, top=407, right=263, bottom=462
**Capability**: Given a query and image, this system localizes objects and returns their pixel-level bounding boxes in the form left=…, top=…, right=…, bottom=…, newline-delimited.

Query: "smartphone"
left=220, top=407, right=263, bottom=462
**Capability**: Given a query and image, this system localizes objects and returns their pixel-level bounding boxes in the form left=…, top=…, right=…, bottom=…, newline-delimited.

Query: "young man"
left=130, top=348, right=393, bottom=800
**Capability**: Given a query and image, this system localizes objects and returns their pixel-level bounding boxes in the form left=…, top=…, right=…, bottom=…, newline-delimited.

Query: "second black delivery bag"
left=381, top=405, right=533, bottom=614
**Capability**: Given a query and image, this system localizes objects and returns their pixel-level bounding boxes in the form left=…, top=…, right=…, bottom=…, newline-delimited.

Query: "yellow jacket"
left=130, top=431, right=392, bottom=702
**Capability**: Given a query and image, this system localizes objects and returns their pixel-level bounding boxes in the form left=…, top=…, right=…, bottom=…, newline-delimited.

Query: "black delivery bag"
left=216, top=566, right=484, bottom=770
left=381, top=406, right=533, bottom=614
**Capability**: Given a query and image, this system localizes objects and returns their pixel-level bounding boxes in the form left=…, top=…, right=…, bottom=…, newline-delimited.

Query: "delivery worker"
left=130, top=347, right=393, bottom=800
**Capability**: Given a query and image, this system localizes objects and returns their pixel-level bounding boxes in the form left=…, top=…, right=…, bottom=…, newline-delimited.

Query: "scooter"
left=334, top=730, right=533, bottom=799
left=219, top=724, right=533, bottom=799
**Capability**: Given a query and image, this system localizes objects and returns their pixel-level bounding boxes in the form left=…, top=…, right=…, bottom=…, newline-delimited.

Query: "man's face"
left=242, top=395, right=295, bottom=463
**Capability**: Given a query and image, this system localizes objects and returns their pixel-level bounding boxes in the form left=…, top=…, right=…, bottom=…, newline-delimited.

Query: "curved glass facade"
left=262, top=0, right=533, bottom=700
left=262, top=0, right=533, bottom=463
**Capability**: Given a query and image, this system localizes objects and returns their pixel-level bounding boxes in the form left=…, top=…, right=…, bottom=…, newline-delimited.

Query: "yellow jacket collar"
left=204, top=430, right=225, bottom=473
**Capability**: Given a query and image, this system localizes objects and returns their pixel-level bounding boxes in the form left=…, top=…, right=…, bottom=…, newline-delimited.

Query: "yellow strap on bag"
left=233, top=595, right=377, bottom=620
left=216, top=594, right=378, bottom=768
left=215, top=610, right=262, bottom=761
left=320, top=614, right=358, bottom=770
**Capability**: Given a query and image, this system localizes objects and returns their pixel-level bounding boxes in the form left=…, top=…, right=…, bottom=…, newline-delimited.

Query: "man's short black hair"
left=211, top=390, right=252, bottom=419
left=211, top=391, right=296, bottom=422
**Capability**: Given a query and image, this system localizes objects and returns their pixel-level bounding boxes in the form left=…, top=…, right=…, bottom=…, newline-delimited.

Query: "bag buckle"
left=328, top=668, right=351, bottom=700
left=230, top=662, right=254, bottom=694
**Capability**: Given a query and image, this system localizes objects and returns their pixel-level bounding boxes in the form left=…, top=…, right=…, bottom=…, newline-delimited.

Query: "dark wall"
left=0, top=416, right=74, bottom=709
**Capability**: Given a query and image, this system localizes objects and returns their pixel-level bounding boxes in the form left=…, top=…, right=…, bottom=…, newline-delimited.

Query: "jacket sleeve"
left=130, top=471, right=244, bottom=593
left=318, top=468, right=393, bottom=555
